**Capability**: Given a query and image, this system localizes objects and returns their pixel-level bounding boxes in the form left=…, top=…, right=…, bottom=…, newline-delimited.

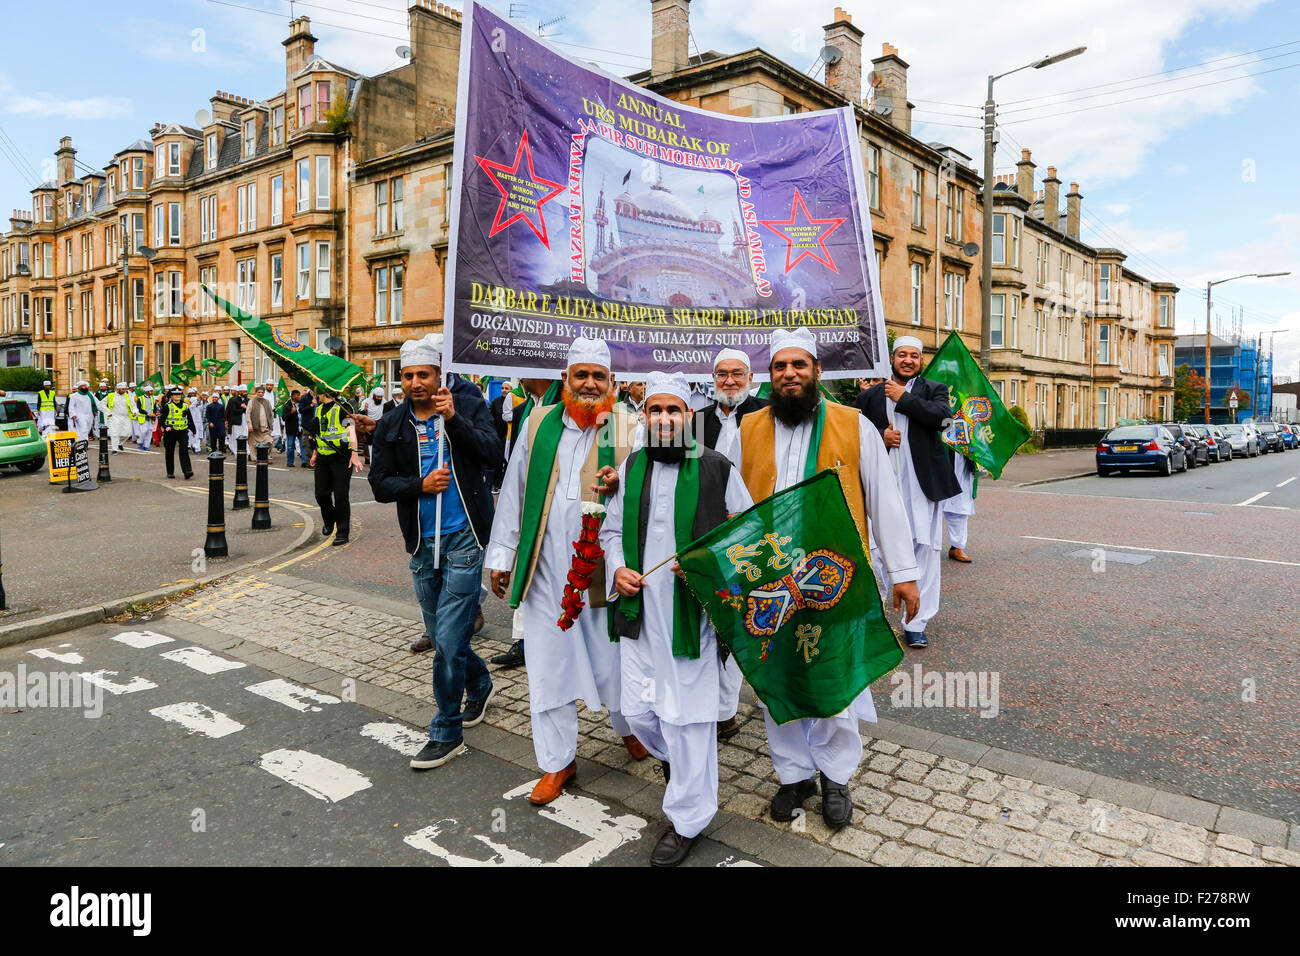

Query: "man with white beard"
left=105, top=382, right=136, bottom=453
left=485, top=337, right=647, bottom=805
left=66, top=381, right=96, bottom=443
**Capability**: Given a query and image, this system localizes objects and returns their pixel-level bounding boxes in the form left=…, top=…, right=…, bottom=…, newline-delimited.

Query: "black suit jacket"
left=856, top=377, right=961, bottom=502
left=698, top=395, right=768, bottom=450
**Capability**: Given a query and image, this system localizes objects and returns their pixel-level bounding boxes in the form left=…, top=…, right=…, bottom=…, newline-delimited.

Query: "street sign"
left=46, top=431, right=78, bottom=483
left=1229, top=394, right=1239, bottom=409
left=62, top=439, right=99, bottom=493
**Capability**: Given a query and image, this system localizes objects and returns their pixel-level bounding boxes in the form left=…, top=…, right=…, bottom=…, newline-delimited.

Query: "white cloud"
left=0, top=75, right=131, bottom=121
left=1165, top=161, right=1192, bottom=175
left=1104, top=202, right=1131, bottom=216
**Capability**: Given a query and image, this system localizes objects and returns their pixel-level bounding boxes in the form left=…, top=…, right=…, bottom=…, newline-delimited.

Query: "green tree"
left=1009, top=404, right=1036, bottom=454
left=0, top=366, right=49, bottom=390
left=1173, top=364, right=1207, bottom=420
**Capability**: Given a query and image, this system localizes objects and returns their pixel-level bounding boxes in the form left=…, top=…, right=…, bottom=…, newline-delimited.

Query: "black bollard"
left=204, top=451, right=229, bottom=558
left=0, top=528, right=6, bottom=611
left=97, top=432, right=111, bottom=482
left=252, top=442, right=272, bottom=530
left=232, top=436, right=250, bottom=510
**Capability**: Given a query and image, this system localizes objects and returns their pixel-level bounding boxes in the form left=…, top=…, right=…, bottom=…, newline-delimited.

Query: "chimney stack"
left=56, top=136, right=75, bottom=185
left=1016, top=149, right=1035, bottom=202
left=1066, top=182, right=1082, bottom=239
left=650, top=0, right=691, bottom=76
left=870, top=43, right=911, bottom=134
left=822, top=7, right=863, bottom=105
left=283, top=16, right=318, bottom=121
left=1042, top=165, right=1061, bottom=230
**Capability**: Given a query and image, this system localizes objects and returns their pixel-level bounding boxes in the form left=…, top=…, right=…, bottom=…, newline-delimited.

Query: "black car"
left=1161, top=423, right=1206, bottom=467
left=1257, top=421, right=1286, bottom=453
left=1188, top=423, right=1231, bottom=462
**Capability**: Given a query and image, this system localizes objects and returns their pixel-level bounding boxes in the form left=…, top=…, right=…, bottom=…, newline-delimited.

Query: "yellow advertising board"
left=47, top=431, right=78, bottom=483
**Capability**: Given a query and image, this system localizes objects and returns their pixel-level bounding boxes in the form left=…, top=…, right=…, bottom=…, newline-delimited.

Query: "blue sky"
left=2, top=0, right=1296, bottom=378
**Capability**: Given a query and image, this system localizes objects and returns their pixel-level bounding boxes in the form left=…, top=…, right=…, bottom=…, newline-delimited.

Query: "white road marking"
left=1021, top=535, right=1300, bottom=568
left=28, top=648, right=84, bottom=664
left=112, top=630, right=175, bottom=649
left=159, top=646, right=246, bottom=674
left=404, top=821, right=544, bottom=867
left=79, top=670, right=157, bottom=695
left=360, top=721, right=426, bottom=756
left=258, top=749, right=372, bottom=803
left=245, top=678, right=340, bottom=712
left=1277, top=476, right=1297, bottom=488
left=149, top=702, right=244, bottom=738
left=1236, top=491, right=1271, bottom=506
left=503, top=782, right=646, bottom=866
left=717, top=855, right=763, bottom=867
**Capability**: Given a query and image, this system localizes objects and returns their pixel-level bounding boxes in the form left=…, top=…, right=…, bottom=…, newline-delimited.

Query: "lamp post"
left=981, top=46, right=1086, bottom=372
left=1204, top=272, right=1289, bottom=423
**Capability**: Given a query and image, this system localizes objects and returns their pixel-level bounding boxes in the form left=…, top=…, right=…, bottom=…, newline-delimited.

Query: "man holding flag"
left=602, top=371, right=753, bottom=866
left=730, top=328, right=920, bottom=830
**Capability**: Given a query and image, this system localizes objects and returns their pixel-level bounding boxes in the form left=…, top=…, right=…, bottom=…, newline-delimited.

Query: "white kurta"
left=713, top=403, right=742, bottom=459
left=67, top=392, right=95, bottom=442
left=600, top=456, right=753, bottom=726
left=37, top=409, right=56, bottom=437
left=106, top=394, right=135, bottom=448
left=885, top=379, right=944, bottom=549
left=943, top=453, right=975, bottom=550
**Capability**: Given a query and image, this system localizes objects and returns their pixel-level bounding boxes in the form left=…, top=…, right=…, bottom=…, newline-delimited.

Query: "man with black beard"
left=855, top=336, right=962, bottom=648
left=698, top=348, right=767, bottom=458
left=602, top=371, right=753, bottom=865
left=730, top=328, right=920, bottom=831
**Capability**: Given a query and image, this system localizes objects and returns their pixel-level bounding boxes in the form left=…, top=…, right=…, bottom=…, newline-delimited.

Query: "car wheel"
left=1097, top=467, right=1112, bottom=477
left=1178, top=453, right=1188, bottom=472
left=1160, top=454, right=1172, bottom=476
left=15, top=458, right=45, bottom=473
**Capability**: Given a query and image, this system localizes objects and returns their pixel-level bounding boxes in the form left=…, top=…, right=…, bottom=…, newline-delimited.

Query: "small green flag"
left=275, top=378, right=292, bottom=414
left=143, top=372, right=164, bottom=393
left=169, top=356, right=200, bottom=386
left=365, top=372, right=385, bottom=394
left=201, top=357, right=235, bottom=378
left=921, top=332, right=1030, bottom=480
left=679, top=469, right=902, bottom=725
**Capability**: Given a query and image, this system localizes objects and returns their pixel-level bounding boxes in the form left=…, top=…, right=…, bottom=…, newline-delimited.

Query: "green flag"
left=365, top=371, right=385, bottom=394
left=200, top=284, right=367, bottom=396
left=921, top=331, right=1030, bottom=480
left=201, top=357, right=235, bottom=378
left=678, top=469, right=902, bottom=725
left=169, top=356, right=200, bottom=386
left=274, top=378, right=292, bottom=415
left=143, top=372, right=164, bottom=394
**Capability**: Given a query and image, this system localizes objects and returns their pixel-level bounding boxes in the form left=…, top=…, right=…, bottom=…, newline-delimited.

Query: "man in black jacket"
left=697, top=347, right=767, bottom=457
left=855, top=335, right=960, bottom=648
left=369, top=333, right=503, bottom=772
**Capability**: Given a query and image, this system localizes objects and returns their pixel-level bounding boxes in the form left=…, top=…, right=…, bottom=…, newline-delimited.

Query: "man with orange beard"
left=486, top=337, right=649, bottom=804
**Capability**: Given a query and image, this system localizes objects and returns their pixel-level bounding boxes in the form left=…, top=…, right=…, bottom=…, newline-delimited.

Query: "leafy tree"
left=1173, top=363, right=1207, bottom=420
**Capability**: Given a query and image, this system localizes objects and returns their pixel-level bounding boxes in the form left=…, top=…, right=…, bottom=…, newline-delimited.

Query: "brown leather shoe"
left=623, top=735, right=650, bottom=761
left=717, top=716, right=743, bottom=741
left=529, top=760, right=577, bottom=805
left=409, top=634, right=433, bottom=653
left=948, top=547, right=972, bottom=563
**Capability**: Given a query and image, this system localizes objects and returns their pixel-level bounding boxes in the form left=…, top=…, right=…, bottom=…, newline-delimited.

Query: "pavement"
left=997, top=447, right=1097, bottom=485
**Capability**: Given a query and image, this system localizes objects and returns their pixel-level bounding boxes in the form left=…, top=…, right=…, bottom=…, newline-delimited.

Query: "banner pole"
left=433, top=367, right=444, bottom=570
left=638, top=551, right=680, bottom=581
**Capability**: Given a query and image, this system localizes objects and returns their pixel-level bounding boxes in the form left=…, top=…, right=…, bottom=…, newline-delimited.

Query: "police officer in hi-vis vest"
left=37, top=380, right=58, bottom=437
left=310, top=389, right=363, bottom=546
left=161, top=387, right=197, bottom=479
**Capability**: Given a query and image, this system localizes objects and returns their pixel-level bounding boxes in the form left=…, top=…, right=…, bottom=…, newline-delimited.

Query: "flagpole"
left=433, top=366, right=444, bottom=570
left=638, top=551, right=679, bottom=581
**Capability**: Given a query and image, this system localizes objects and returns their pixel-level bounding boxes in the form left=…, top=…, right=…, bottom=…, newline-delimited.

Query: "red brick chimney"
left=822, top=7, right=863, bottom=105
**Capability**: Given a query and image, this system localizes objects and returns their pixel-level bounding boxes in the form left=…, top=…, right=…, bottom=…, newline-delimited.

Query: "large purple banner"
left=445, top=1, right=888, bottom=381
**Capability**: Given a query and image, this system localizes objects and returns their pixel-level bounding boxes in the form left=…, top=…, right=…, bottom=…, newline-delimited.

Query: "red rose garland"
left=558, top=502, right=606, bottom=631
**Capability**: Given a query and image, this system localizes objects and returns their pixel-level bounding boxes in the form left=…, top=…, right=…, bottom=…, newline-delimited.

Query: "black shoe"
left=650, top=827, right=696, bottom=867
left=905, top=631, right=928, bottom=648
left=658, top=760, right=671, bottom=785
left=409, top=738, right=466, bottom=770
left=410, top=635, right=433, bottom=654
left=322, top=523, right=334, bottom=536
left=716, top=715, right=743, bottom=742
left=462, top=683, right=495, bottom=728
left=474, top=611, right=485, bottom=635
left=286, top=462, right=296, bottom=468
left=820, top=772, right=853, bottom=830
left=770, top=777, right=818, bottom=822
left=491, top=640, right=525, bottom=668
left=167, top=474, right=175, bottom=479
left=183, top=472, right=194, bottom=480
left=331, top=533, right=349, bottom=546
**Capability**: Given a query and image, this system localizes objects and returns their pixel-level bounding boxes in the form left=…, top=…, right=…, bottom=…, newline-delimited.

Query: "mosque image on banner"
left=445, top=0, right=890, bottom=382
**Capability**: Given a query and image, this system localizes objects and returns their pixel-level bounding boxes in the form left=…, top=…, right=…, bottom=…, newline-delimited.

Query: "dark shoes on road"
left=716, top=715, right=743, bottom=742
left=462, top=684, right=495, bottom=728
left=820, top=772, right=852, bottom=830
left=905, top=631, right=928, bottom=648
left=948, top=547, right=972, bottom=563
left=322, top=523, right=334, bottom=536
left=770, top=777, right=818, bottom=822
left=474, top=611, right=485, bottom=634
left=410, top=737, right=466, bottom=770
left=491, top=640, right=525, bottom=668
left=410, top=634, right=433, bottom=654
left=331, top=534, right=349, bottom=546
left=650, top=827, right=696, bottom=867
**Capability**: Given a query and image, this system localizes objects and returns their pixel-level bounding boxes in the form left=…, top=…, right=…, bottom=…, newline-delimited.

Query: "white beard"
left=715, top=385, right=750, bottom=409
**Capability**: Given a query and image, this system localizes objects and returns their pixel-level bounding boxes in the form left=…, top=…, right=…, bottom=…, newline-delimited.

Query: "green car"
left=0, top=397, right=46, bottom=472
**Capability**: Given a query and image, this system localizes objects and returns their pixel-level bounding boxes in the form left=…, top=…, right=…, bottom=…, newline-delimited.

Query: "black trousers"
left=164, top=430, right=192, bottom=477
left=314, top=452, right=351, bottom=533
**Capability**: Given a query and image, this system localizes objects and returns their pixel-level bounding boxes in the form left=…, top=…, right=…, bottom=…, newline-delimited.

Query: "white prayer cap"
left=713, top=347, right=750, bottom=371
left=400, top=332, right=443, bottom=370
left=644, top=371, right=691, bottom=407
left=115, top=382, right=127, bottom=389
left=372, top=388, right=383, bottom=397
left=98, top=380, right=108, bottom=388
left=128, top=381, right=136, bottom=388
left=144, top=384, right=154, bottom=391
left=188, top=388, right=197, bottom=394
left=893, top=335, right=924, bottom=354
left=43, top=379, right=51, bottom=386
left=769, top=327, right=818, bottom=360
left=566, top=335, right=610, bottom=370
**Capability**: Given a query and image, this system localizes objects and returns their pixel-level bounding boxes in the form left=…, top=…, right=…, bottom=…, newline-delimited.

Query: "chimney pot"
left=870, top=42, right=911, bottom=134
left=650, top=0, right=692, bottom=76
left=1016, top=148, right=1035, bottom=202
left=1042, top=165, right=1061, bottom=231
left=1066, top=182, right=1082, bottom=239
left=823, top=6, right=864, bottom=105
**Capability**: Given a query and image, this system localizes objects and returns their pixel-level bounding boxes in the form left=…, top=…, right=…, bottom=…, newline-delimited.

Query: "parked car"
left=1161, top=423, right=1206, bottom=468
left=1188, top=423, right=1232, bottom=462
left=1282, top=423, right=1299, bottom=450
left=1220, top=424, right=1260, bottom=457
left=1257, top=421, right=1286, bottom=453
left=1097, top=425, right=1186, bottom=476
left=0, top=397, right=46, bottom=472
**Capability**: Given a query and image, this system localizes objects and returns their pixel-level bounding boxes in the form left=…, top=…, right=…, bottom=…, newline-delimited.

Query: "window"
left=910, top=262, right=923, bottom=325
left=1011, top=217, right=1021, bottom=267
left=42, top=242, right=54, bottom=277
left=201, top=195, right=217, bottom=242
left=991, top=294, right=1005, bottom=348
left=911, top=167, right=923, bottom=227
left=270, top=175, right=283, bottom=226
left=1035, top=383, right=1048, bottom=428
left=107, top=172, right=115, bottom=204
left=133, top=278, right=145, bottom=322
left=270, top=253, right=283, bottom=308
left=1098, top=323, right=1111, bottom=364
left=296, top=243, right=310, bottom=300
left=19, top=293, right=30, bottom=329
left=168, top=142, right=181, bottom=177
left=169, top=271, right=183, bottom=316
left=236, top=258, right=256, bottom=312
left=316, top=81, right=331, bottom=124
left=271, top=106, right=284, bottom=146
left=315, top=329, right=330, bottom=352
left=243, top=118, right=256, bottom=157
left=296, top=159, right=310, bottom=212
left=43, top=194, right=52, bottom=221
left=943, top=272, right=963, bottom=330
left=237, top=183, right=257, bottom=233
left=1099, top=264, right=1112, bottom=302
left=132, top=213, right=144, bottom=252
left=315, top=155, right=330, bottom=209
left=1035, top=241, right=1047, bottom=285
left=945, top=183, right=962, bottom=241
left=391, top=177, right=404, bottom=231
left=1158, top=343, right=1170, bottom=376
left=82, top=291, right=94, bottom=334
left=992, top=214, right=1006, bottom=265
left=315, top=241, right=330, bottom=299
left=42, top=297, right=53, bottom=335
left=1159, top=294, right=1170, bottom=327
left=198, top=266, right=216, bottom=315
left=1057, top=316, right=1069, bottom=360
left=134, top=345, right=145, bottom=384
left=66, top=296, right=74, bottom=335
left=375, top=181, right=388, bottom=236
left=297, top=86, right=311, bottom=127
left=1097, top=387, right=1110, bottom=428
left=1060, top=252, right=1070, bottom=296
left=154, top=273, right=166, bottom=316
left=105, top=285, right=117, bottom=331
left=374, top=266, right=388, bottom=326
left=155, top=144, right=165, bottom=175
left=168, top=202, right=180, bottom=246
left=867, top=145, right=881, bottom=210
left=133, top=156, right=144, bottom=190
left=206, top=132, right=218, bottom=170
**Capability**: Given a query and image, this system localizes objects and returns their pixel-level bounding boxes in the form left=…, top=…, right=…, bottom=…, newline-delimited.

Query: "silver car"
left=1220, top=424, right=1260, bottom=457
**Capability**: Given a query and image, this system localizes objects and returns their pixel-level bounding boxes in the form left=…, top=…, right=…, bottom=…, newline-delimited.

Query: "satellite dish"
left=195, top=109, right=213, bottom=127
left=868, top=70, right=884, bottom=89
left=324, top=336, right=344, bottom=355
left=875, top=100, right=893, bottom=116
left=396, top=45, right=413, bottom=60
left=963, top=242, right=980, bottom=258
left=820, top=45, right=843, bottom=66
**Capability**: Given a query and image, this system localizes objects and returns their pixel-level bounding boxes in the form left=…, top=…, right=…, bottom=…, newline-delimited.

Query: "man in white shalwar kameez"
left=730, top=328, right=920, bottom=831
left=486, top=337, right=647, bottom=806
left=602, top=372, right=754, bottom=866
left=36, top=380, right=58, bottom=437
left=66, top=381, right=96, bottom=443
left=188, top=389, right=205, bottom=453
left=943, top=452, right=976, bottom=563
left=105, top=383, right=136, bottom=453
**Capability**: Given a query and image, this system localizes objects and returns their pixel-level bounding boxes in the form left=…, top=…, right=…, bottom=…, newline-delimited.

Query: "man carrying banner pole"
left=602, top=371, right=754, bottom=865
left=730, top=328, right=920, bottom=830
left=485, top=337, right=646, bottom=806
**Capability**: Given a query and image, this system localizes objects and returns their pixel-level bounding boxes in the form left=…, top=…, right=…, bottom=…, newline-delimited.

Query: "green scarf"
left=804, top=398, right=826, bottom=479
left=512, top=380, right=561, bottom=440
left=510, top=402, right=616, bottom=608
left=615, top=441, right=703, bottom=659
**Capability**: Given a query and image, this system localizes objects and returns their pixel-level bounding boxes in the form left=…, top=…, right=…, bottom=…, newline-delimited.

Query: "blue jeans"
left=284, top=434, right=304, bottom=465
left=410, top=527, right=490, bottom=743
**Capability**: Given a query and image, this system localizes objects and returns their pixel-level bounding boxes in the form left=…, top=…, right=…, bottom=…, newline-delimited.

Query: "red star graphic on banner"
left=758, top=188, right=847, bottom=274
left=474, top=131, right=566, bottom=247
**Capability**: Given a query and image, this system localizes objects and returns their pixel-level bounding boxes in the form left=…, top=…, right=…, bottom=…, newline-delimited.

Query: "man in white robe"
left=602, top=372, right=754, bottom=865
left=943, top=452, right=976, bottom=563
left=66, top=381, right=96, bottom=443
left=105, top=383, right=136, bottom=453
left=188, top=389, right=205, bottom=453
left=730, top=328, right=920, bottom=831
left=486, top=337, right=646, bottom=805
left=36, top=380, right=58, bottom=437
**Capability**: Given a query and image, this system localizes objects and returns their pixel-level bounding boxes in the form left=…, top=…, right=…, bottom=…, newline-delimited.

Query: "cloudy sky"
left=2, top=0, right=1297, bottom=379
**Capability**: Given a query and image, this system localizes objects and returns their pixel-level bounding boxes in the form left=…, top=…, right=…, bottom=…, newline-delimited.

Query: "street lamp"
left=980, top=46, right=1087, bottom=373
left=1204, top=272, right=1290, bottom=422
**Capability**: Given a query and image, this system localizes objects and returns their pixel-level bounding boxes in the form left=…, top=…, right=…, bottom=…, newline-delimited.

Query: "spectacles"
left=714, top=371, right=748, bottom=381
